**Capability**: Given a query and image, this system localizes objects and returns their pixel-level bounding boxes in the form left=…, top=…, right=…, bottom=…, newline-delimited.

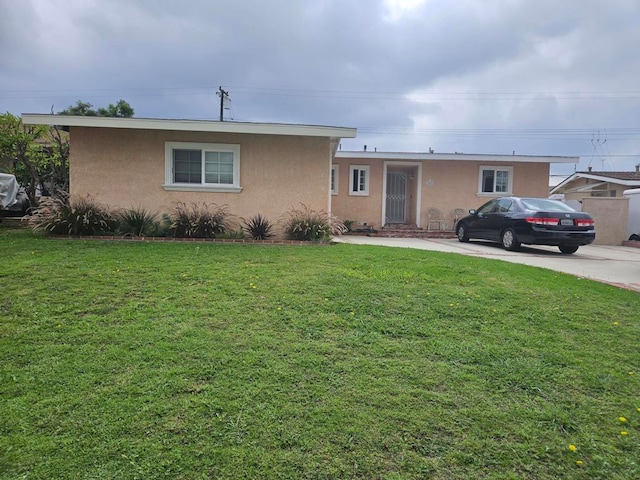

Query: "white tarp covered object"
left=0, top=173, right=19, bottom=208
left=624, top=188, right=640, bottom=240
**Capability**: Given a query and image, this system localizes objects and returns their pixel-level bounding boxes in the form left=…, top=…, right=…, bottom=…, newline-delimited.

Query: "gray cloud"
left=2, top=0, right=639, bottom=173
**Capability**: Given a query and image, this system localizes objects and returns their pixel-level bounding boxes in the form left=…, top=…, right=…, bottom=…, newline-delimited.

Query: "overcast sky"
left=2, top=0, right=639, bottom=174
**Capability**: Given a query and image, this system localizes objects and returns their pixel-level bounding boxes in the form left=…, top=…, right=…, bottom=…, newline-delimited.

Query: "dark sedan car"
left=455, top=197, right=595, bottom=254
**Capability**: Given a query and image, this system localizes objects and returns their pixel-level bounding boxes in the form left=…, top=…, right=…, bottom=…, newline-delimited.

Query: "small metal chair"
left=452, top=208, right=467, bottom=225
left=427, top=208, right=445, bottom=231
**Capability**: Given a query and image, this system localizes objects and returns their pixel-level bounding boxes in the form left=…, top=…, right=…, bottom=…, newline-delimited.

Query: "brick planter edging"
left=47, top=234, right=334, bottom=246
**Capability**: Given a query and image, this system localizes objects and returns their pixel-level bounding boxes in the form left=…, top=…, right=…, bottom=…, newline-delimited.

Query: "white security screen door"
left=385, top=172, right=407, bottom=223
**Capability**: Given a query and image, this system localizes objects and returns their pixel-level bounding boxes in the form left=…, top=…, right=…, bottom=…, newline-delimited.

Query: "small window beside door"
left=349, top=165, right=370, bottom=196
left=331, top=165, right=339, bottom=195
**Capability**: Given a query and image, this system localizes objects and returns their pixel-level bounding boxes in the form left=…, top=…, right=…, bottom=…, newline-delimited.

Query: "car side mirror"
left=469, top=209, right=477, bottom=215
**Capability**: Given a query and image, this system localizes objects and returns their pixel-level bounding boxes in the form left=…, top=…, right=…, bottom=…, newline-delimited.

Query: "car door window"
left=477, top=200, right=497, bottom=215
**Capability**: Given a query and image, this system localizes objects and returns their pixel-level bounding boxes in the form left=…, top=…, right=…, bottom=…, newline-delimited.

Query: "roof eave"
left=335, top=151, right=579, bottom=163
left=550, top=174, right=578, bottom=194
left=21, top=114, right=357, bottom=139
left=550, top=172, right=640, bottom=194
left=580, top=173, right=640, bottom=184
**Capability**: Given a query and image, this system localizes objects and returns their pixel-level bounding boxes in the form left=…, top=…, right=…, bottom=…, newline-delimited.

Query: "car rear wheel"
left=501, top=228, right=521, bottom=251
left=456, top=223, right=469, bottom=242
left=559, top=245, right=579, bottom=254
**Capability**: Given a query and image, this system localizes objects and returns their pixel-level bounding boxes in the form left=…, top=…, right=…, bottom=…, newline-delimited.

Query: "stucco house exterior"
left=548, top=169, right=640, bottom=245
left=22, top=113, right=579, bottom=235
left=331, top=150, right=578, bottom=230
left=22, top=114, right=356, bottom=233
left=550, top=168, right=640, bottom=202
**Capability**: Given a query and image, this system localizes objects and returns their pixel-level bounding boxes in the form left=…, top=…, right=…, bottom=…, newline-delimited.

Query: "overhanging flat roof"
left=336, top=150, right=578, bottom=164
left=550, top=171, right=640, bottom=194
left=21, top=114, right=357, bottom=139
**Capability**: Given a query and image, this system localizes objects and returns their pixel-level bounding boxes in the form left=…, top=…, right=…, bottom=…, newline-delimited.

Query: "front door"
left=386, top=172, right=407, bottom=223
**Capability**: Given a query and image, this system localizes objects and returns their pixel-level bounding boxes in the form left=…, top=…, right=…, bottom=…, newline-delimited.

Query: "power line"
left=227, top=87, right=640, bottom=101
left=3, top=86, right=640, bottom=101
left=4, top=84, right=639, bottom=151
left=355, top=127, right=640, bottom=140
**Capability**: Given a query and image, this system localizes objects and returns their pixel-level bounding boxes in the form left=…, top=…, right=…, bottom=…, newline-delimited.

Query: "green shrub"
left=242, top=214, right=274, bottom=240
left=116, top=207, right=164, bottom=237
left=280, top=204, right=346, bottom=242
left=169, top=202, right=231, bottom=238
left=217, top=229, right=245, bottom=239
left=343, top=219, right=354, bottom=232
left=29, top=193, right=116, bottom=235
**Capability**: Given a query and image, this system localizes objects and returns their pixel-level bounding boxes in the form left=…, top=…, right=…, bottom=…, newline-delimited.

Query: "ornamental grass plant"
left=27, top=195, right=352, bottom=242
left=280, top=204, right=346, bottom=241
left=168, top=202, right=232, bottom=238
left=28, top=193, right=116, bottom=236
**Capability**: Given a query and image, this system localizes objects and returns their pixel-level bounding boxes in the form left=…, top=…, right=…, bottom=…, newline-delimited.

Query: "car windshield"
left=520, top=198, right=577, bottom=212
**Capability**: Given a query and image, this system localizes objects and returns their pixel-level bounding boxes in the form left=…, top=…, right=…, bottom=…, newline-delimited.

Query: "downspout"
left=329, top=138, right=340, bottom=214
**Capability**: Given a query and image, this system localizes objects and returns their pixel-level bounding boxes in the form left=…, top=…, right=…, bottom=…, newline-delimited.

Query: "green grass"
left=1, top=228, right=638, bottom=479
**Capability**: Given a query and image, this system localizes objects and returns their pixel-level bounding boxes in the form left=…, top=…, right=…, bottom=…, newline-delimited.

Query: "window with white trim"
left=478, top=166, right=512, bottom=195
left=331, top=165, right=339, bottom=195
left=349, top=165, right=370, bottom=196
left=164, top=142, right=241, bottom=192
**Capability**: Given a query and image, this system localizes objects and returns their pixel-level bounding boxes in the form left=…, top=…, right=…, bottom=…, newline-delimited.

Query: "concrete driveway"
left=334, top=236, right=640, bottom=293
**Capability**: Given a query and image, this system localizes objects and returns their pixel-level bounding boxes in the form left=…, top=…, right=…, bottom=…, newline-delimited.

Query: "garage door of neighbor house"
left=386, top=172, right=406, bottom=223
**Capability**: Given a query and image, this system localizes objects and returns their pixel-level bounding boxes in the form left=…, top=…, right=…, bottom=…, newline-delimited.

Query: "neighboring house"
left=550, top=169, right=640, bottom=245
left=550, top=168, right=640, bottom=202
left=22, top=114, right=356, bottom=234
left=549, top=175, right=568, bottom=190
left=331, top=150, right=578, bottom=229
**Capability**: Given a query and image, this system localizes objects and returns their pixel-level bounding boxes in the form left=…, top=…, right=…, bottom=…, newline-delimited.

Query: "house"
left=21, top=113, right=579, bottom=236
left=331, top=150, right=579, bottom=230
left=549, top=168, right=640, bottom=245
left=22, top=114, right=356, bottom=235
left=550, top=167, right=640, bottom=201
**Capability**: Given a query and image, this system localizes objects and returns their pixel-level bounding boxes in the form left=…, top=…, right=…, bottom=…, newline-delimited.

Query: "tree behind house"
left=0, top=113, right=68, bottom=207
left=0, top=99, right=134, bottom=208
left=59, top=99, right=134, bottom=118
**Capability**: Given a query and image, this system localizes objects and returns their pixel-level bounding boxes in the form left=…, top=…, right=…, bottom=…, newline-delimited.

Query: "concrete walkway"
left=334, top=236, right=640, bottom=293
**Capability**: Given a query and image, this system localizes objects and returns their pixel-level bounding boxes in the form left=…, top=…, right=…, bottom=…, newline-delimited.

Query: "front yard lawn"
left=1, top=229, right=638, bottom=479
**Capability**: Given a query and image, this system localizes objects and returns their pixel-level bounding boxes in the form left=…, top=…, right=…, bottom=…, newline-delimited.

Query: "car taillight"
left=526, top=217, right=560, bottom=226
left=575, top=219, right=594, bottom=227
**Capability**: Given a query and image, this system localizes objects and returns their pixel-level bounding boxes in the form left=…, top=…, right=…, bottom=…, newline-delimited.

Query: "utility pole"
left=217, top=86, right=229, bottom=121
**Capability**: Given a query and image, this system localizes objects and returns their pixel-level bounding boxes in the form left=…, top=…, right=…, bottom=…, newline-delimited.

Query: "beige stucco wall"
left=420, top=161, right=549, bottom=228
left=582, top=197, right=629, bottom=245
left=331, top=157, right=550, bottom=229
left=69, top=127, right=332, bottom=234
left=331, top=158, right=384, bottom=227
